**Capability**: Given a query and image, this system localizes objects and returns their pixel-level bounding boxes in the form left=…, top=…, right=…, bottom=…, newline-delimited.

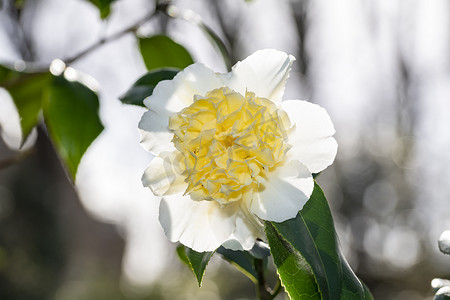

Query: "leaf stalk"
left=254, top=258, right=272, bottom=300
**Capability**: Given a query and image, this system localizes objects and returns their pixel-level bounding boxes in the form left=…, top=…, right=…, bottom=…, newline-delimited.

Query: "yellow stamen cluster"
left=169, top=87, right=291, bottom=205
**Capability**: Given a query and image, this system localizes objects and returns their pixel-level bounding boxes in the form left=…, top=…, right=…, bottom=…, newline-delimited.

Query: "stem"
left=64, top=8, right=159, bottom=65
left=162, top=4, right=233, bottom=71
left=254, top=258, right=271, bottom=300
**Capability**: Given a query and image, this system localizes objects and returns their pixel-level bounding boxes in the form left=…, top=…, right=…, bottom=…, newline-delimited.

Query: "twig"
left=163, top=4, right=233, bottom=71
left=64, top=8, right=160, bottom=65
left=0, top=148, right=34, bottom=170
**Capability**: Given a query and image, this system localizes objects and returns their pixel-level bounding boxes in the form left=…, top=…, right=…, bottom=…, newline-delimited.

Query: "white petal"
left=222, top=49, right=295, bottom=103
left=222, top=213, right=261, bottom=251
left=142, top=152, right=187, bottom=196
left=143, top=63, right=223, bottom=114
left=159, top=195, right=238, bottom=252
left=138, top=110, right=175, bottom=154
left=250, top=160, right=314, bottom=222
left=281, top=100, right=338, bottom=173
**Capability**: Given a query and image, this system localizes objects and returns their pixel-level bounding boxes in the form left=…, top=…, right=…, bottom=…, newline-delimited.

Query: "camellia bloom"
left=139, top=49, right=337, bottom=252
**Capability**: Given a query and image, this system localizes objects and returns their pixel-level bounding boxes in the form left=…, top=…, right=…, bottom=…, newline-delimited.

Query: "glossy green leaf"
left=265, top=222, right=320, bottom=299
left=43, top=75, right=103, bottom=179
left=340, top=253, right=365, bottom=299
left=86, top=0, right=117, bottom=19
left=0, top=64, right=52, bottom=144
left=119, top=68, right=179, bottom=107
left=176, top=245, right=213, bottom=287
left=216, top=246, right=258, bottom=283
left=271, top=183, right=342, bottom=299
left=138, top=35, right=194, bottom=71
left=268, top=183, right=368, bottom=300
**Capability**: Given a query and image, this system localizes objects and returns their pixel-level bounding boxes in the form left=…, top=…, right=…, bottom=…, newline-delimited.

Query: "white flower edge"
left=139, top=50, right=337, bottom=252
left=249, top=160, right=314, bottom=222
left=281, top=100, right=338, bottom=174
left=154, top=158, right=315, bottom=252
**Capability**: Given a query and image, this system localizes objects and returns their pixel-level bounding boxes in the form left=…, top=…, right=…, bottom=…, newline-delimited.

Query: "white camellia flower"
left=139, top=49, right=337, bottom=252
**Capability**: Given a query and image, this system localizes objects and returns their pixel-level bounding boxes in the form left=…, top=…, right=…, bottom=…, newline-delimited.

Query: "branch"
left=163, top=4, right=233, bottom=71
left=0, top=148, right=34, bottom=170
left=63, top=8, right=160, bottom=65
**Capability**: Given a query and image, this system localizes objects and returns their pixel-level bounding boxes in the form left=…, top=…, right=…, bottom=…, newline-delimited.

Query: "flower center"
left=169, top=87, right=291, bottom=204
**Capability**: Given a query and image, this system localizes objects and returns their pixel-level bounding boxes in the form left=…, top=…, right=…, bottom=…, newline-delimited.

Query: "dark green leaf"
left=138, top=35, right=194, bottom=71
left=216, top=246, right=258, bottom=283
left=0, top=64, right=52, bottom=144
left=0, top=64, right=19, bottom=83
left=265, top=222, right=320, bottom=299
left=268, top=183, right=368, bottom=300
left=176, top=245, right=213, bottom=287
left=340, top=254, right=365, bottom=299
left=85, top=0, right=117, bottom=19
left=119, top=68, right=179, bottom=107
left=271, top=183, right=343, bottom=300
left=43, top=75, right=104, bottom=179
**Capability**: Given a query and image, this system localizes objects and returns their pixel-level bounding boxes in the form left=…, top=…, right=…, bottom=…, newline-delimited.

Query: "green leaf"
left=138, top=35, right=194, bottom=71
left=268, top=183, right=368, bottom=300
left=340, top=253, right=365, bottom=299
left=86, top=0, right=117, bottom=19
left=176, top=244, right=190, bottom=266
left=43, top=75, right=104, bottom=179
left=0, top=64, right=52, bottom=144
left=14, top=0, right=27, bottom=9
left=270, top=183, right=342, bottom=299
left=176, top=245, right=213, bottom=287
left=216, top=246, right=258, bottom=283
left=265, top=222, right=321, bottom=299
left=119, top=68, right=179, bottom=107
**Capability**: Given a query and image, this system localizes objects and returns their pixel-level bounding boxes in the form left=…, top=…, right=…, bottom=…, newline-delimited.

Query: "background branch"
left=64, top=8, right=160, bottom=65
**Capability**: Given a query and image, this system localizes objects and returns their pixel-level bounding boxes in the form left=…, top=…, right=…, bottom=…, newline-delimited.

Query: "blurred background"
left=1, top=0, right=450, bottom=299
